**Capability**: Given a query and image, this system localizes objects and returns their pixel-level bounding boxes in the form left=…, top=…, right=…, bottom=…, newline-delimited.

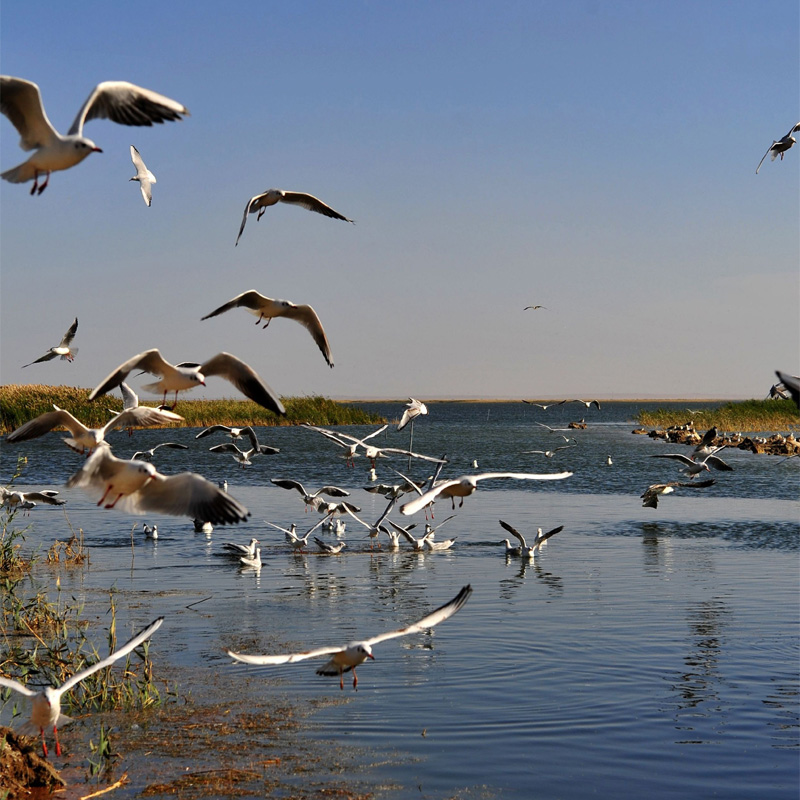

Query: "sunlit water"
left=2, top=402, right=798, bottom=797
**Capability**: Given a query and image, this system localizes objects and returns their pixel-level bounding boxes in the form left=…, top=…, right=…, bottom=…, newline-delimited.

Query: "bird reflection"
left=499, top=556, right=563, bottom=598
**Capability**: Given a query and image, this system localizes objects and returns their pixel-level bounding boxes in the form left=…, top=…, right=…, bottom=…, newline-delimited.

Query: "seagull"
left=568, top=399, right=601, bottom=410
left=129, top=145, right=155, bottom=206
left=6, top=404, right=183, bottom=453
left=397, top=398, right=428, bottom=432
left=269, top=478, right=350, bottom=511
left=422, top=514, right=457, bottom=539
left=0, top=617, right=163, bottom=757
left=201, top=290, right=334, bottom=368
left=312, top=499, right=361, bottom=519
left=235, top=189, right=354, bottom=246
left=522, top=445, right=577, bottom=458
left=691, top=426, right=719, bottom=458
left=606, top=455, right=613, bottom=466
left=522, top=400, right=568, bottom=410
left=66, top=445, right=250, bottom=525
left=111, top=382, right=183, bottom=435
left=523, top=305, right=546, bottom=310
left=1, top=487, right=65, bottom=510
left=132, top=442, right=188, bottom=461
left=88, top=348, right=285, bottom=415
left=387, top=520, right=431, bottom=551
left=22, top=318, right=79, bottom=367
left=222, top=537, right=259, bottom=557
left=422, top=535, right=456, bottom=552
left=208, top=426, right=279, bottom=467
left=651, top=447, right=733, bottom=478
left=640, top=479, right=716, bottom=509
left=142, top=523, right=158, bottom=539
left=343, top=497, right=396, bottom=549
left=195, top=425, right=250, bottom=442
left=756, top=123, right=800, bottom=173
left=498, top=520, right=564, bottom=559
left=532, top=421, right=573, bottom=433
left=301, top=423, right=388, bottom=466
left=240, top=547, right=262, bottom=569
left=193, top=519, right=213, bottom=534
left=263, top=519, right=325, bottom=552
left=226, top=584, right=471, bottom=690
left=0, top=76, right=188, bottom=194
left=400, top=471, right=573, bottom=516
left=314, top=537, right=347, bottom=555
left=363, top=480, right=421, bottom=500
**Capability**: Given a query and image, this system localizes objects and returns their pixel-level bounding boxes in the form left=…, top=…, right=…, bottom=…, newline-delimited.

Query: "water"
left=2, top=402, right=798, bottom=797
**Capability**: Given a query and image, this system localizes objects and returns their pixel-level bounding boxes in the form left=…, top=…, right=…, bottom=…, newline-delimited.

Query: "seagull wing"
left=280, top=303, right=334, bottom=368
left=0, top=76, right=59, bottom=150
left=21, top=350, right=58, bottom=367
left=536, top=525, right=564, bottom=546
left=498, top=520, right=526, bottom=547
left=68, top=81, right=189, bottom=137
left=109, top=407, right=183, bottom=432
left=59, top=618, right=164, bottom=694
left=650, top=453, right=694, bottom=466
left=278, top=191, right=353, bottom=222
left=675, top=479, right=716, bottom=489
left=0, top=676, right=39, bottom=698
left=132, top=472, right=250, bottom=524
left=705, top=455, right=733, bottom=471
left=365, top=585, right=472, bottom=647
left=270, top=478, right=306, bottom=495
left=378, top=448, right=447, bottom=464
left=226, top=644, right=344, bottom=666
left=23, top=491, right=66, bottom=506
left=199, top=353, right=285, bottom=415
left=201, top=290, right=269, bottom=320
left=6, top=409, right=89, bottom=443
left=59, top=318, right=79, bottom=348
left=235, top=195, right=272, bottom=246
left=119, top=382, right=139, bottom=410
left=89, top=349, right=175, bottom=400
left=756, top=143, right=774, bottom=174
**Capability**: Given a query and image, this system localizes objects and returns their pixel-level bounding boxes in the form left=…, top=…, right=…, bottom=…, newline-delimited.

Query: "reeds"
left=636, top=398, right=799, bottom=432
left=0, top=385, right=384, bottom=434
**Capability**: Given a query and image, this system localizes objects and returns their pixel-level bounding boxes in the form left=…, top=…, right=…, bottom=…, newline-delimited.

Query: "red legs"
left=30, top=171, right=51, bottom=195
left=40, top=728, right=49, bottom=757
left=98, top=485, right=113, bottom=506
left=352, top=668, right=358, bottom=690
left=339, top=669, right=344, bottom=690
left=54, top=726, right=62, bottom=756
left=257, top=207, right=266, bottom=221
left=105, top=493, right=124, bottom=509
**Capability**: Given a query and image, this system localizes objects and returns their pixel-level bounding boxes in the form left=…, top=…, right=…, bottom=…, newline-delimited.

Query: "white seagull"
left=112, top=382, right=184, bottom=435
left=650, top=447, right=733, bottom=478
left=263, top=520, right=316, bottom=552
left=386, top=520, right=431, bottom=551
left=0, top=76, right=188, bottom=194
left=269, top=478, right=350, bottom=511
left=131, top=441, right=188, bottom=461
left=640, top=479, right=716, bottom=509
left=6, top=404, right=183, bottom=453
left=22, top=318, right=79, bottom=367
left=756, top=122, right=800, bottom=173
left=1, top=487, right=65, bottom=510
left=142, top=523, right=158, bottom=539
left=302, top=423, right=388, bottom=466
left=400, top=471, right=573, bottom=516
left=129, top=144, right=156, bottom=206
left=235, top=189, right=354, bottom=246
left=226, top=584, right=472, bottom=690
left=222, top=537, right=259, bottom=557
left=240, top=547, right=262, bottom=569
left=343, top=497, right=396, bottom=549
left=201, top=290, right=334, bottom=368
left=88, top=349, right=285, bottom=415
left=0, top=617, right=163, bottom=756
left=66, top=445, right=250, bottom=525
left=498, top=520, right=564, bottom=559
left=397, top=398, right=428, bottom=432
left=522, top=400, right=568, bottom=410
left=313, top=537, right=347, bottom=555
left=208, top=426, right=279, bottom=467
left=522, top=445, right=577, bottom=458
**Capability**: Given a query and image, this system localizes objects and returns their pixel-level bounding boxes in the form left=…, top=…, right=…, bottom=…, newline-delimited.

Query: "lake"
left=2, top=401, right=798, bottom=798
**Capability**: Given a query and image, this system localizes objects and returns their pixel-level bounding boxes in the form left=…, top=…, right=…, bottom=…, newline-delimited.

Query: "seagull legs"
left=30, top=171, right=51, bottom=195
left=54, top=725, right=62, bottom=756
left=352, top=668, right=358, bottom=690
left=40, top=728, right=48, bottom=757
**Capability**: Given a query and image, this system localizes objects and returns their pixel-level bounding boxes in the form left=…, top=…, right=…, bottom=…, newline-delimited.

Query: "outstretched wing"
left=0, top=675, right=39, bottom=698
left=498, top=519, right=526, bottom=547
left=59, top=618, right=164, bottom=693
left=365, top=585, right=473, bottom=646
left=0, top=76, right=58, bottom=150
left=226, top=643, right=344, bottom=666
left=201, top=290, right=269, bottom=320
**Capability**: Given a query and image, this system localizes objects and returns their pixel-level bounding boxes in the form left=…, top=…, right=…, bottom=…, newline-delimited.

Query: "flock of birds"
left=1, top=74, right=797, bottom=760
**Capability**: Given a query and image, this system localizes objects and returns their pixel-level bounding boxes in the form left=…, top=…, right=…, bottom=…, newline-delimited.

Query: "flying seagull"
left=201, top=290, right=334, bottom=368
left=0, top=76, right=188, bottom=194
left=650, top=447, right=733, bottom=478
left=195, top=425, right=252, bottom=442
left=270, top=478, right=350, bottom=511
left=6, top=404, right=182, bottom=453
left=1, top=487, right=65, bottom=511
left=0, top=617, right=163, bottom=756
left=66, top=445, right=250, bottom=525
left=498, top=520, right=564, bottom=559
left=776, top=370, right=800, bottom=409
left=88, top=348, right=285, bottom=415
left=400, top=471, right=573, bottom=516
left=226, top=585, right=472, bottom=690
left=235, top=189, right=354, bottom=246
left=522, top=400, right=568, bottom=410
left=640, top=479, right=716, bottom=509
left=397, top=398, right=428, bottom=432
left=129, top=144, right=156, bottom=206
left=131, top=441, right=189, bottom=461
left=756, top=123, right=800, bottom=173
left=524, top=305, right=546, bottom=310
left=22, top=318, right=79, bottom=367
left=208, top=426, right=279, bottom=467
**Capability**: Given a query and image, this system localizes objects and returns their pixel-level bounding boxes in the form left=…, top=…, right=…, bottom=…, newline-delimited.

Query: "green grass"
left=0, top=384, right=384, bottom=434
left=636, top=398, right=799, bottom=432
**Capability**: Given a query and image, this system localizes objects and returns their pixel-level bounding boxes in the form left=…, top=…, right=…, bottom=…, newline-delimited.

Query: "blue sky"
left=1, top=1, right=797, bottom=400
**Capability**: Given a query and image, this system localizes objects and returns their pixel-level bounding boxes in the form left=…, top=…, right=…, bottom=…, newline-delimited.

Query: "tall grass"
left=636, top=398, right=799, bottom=432
left=0, top=385, right=384, bottom=434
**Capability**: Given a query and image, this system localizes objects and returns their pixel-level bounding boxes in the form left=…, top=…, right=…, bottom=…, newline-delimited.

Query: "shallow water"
left=1, top=402, right=798, bottom=797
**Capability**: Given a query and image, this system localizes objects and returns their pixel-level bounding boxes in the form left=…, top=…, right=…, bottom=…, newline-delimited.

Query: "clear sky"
left=1, top=1, right=797, bottom=401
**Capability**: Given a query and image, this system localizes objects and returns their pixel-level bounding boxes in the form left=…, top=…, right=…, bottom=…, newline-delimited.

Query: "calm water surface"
left=2, top=402, right=798, bottom=798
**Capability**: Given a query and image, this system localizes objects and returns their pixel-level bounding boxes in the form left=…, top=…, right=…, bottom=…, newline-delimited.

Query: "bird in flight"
left=756, top=122, right=800, bottom=173
left=129, top=145, right=156, bottom=206
left=22, top=318, right=79, bottom=367
left=0, top=76, right=188, bottom=194
left=226, top=585, right=472, bottom=690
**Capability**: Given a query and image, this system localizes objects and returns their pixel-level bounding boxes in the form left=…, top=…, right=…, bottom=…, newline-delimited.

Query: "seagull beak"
left=93, top=146, right=103, bottom=153
left=367, top=653, right=375, bottom=660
